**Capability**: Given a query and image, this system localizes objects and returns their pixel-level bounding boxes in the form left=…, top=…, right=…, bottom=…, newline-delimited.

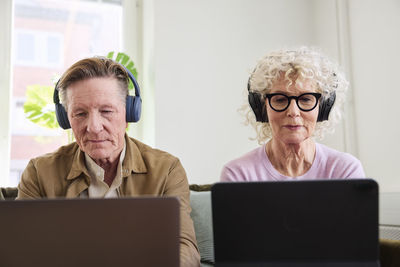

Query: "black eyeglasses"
left=265, top=93, right=322, bottom=112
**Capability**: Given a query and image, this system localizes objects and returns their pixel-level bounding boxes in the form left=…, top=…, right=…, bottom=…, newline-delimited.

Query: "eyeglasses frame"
left=264, top=92, right=322, bottom=112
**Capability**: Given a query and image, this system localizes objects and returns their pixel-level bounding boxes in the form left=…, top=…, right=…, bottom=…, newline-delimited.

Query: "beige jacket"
left=17, top=135, right=200, bottom=267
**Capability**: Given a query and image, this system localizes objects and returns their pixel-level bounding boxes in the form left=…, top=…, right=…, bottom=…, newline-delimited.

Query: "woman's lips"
left=284, top=125, right=302, bottom=130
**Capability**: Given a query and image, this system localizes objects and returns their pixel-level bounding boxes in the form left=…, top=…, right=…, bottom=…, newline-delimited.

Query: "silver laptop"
left=0, top=197, right=180, bottom=267
left=212, top=179, right=379, bottom=267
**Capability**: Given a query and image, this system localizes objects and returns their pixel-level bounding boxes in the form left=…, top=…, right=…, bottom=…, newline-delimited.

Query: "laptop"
left=211, top=179, right=379, bottom=267
left=0, top=197, right=180, bottom=267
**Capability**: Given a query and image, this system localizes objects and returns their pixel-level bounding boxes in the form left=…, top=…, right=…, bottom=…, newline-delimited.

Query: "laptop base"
left=216, top=261, right=380, bottom=267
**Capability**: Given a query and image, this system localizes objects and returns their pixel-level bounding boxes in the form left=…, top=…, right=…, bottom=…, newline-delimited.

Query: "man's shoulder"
left=29, top=142, right=80, bottom=168
left=127, top=137, right=180, bottom=164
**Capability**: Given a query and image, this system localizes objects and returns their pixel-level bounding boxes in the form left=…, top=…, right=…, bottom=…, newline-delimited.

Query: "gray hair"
left=57, top=57, right=129, bottom=111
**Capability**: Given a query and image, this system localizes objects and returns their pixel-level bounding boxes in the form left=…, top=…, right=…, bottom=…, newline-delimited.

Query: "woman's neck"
left=265, top=138, right=316, bottom=177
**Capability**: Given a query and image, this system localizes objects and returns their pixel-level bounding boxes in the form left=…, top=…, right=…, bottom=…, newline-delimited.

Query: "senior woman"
left=220, top=47, right=365, bottom=182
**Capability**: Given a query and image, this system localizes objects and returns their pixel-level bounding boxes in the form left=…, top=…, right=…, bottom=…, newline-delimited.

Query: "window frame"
left=0, top=0, right=13, bottom=186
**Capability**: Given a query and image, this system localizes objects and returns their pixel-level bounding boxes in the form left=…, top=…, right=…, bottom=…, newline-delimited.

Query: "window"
left=16, top=32, right=35, bottom=62
left=14, top=30, right=63, bottom=67
left=8, top=0, right=123, bottom=186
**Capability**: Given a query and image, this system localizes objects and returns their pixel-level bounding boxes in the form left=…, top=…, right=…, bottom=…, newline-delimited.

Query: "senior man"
left=17, top=57, right=200, bottom=267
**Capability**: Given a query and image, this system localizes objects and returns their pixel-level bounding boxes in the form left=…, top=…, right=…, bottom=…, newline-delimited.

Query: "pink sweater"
left=220, top=143, right=365, bottom=182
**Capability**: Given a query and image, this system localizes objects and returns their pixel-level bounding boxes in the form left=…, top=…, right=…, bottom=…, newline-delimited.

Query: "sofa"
left=1, top=186, right=400, bottom=267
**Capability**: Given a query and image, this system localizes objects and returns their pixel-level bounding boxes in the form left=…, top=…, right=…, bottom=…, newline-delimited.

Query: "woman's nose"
left=286, top=99, right=300, bottom=117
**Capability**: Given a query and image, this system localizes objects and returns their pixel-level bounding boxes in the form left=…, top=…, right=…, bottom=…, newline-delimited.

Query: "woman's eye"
left=300, top=97, right=312, bottom=102
left=273, top=96, right=287, bottom=103
left=299, top=95, right=315, bottom=103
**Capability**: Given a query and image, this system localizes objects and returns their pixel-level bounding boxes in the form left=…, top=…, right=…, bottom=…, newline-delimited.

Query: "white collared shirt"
left=79, top=142, right=126, bottom=198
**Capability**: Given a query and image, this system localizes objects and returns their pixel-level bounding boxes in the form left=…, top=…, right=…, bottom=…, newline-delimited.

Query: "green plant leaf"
left=107, top=51, right=138, bottom=90
left=23, top=85, right=59, bottom=129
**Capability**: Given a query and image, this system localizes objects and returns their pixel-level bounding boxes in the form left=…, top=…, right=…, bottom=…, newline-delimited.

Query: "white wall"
left=346, top=0, right=400, bottom=224
left=151, top=0, right=348, bottom=184
left=148, top=0, right=400, bottom=198
left=347, top=0, right=400, bottom=192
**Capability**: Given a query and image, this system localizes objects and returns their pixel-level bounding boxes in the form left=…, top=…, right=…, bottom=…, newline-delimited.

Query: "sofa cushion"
left=190, top=190, right=214, bottom=265
left=0, top=187, right=18, bottom=200
left=380, top=238, right=400, bottom=267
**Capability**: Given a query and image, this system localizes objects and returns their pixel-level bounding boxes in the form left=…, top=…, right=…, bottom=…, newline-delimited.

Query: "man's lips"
left=87, top=139, right=106, bottom=143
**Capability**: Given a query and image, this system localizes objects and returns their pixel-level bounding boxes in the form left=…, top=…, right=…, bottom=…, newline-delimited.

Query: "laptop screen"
left=211, top=179, right=379, bottom=265
left=0, top=197, right=180, bottom=267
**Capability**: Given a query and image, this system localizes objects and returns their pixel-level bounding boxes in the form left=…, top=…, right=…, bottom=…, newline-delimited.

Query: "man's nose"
left=86, top=112, right=103, bottom=133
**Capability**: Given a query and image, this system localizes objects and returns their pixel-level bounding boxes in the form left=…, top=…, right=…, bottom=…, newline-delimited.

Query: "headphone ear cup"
left=55, top=102, right=71, bottom=129
left=261, top=102, right=268, bottom=123
left=317, top=91, right=336, bottom=122
left=124, top=66, right=142, bottom=123
left=126, top=95, right=142, bottom=123
left=248, top=92, right=268, bottom=122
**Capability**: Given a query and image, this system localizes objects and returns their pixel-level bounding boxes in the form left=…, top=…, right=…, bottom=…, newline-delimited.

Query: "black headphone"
left=53, top=66, right=142, bottom=130
left=247, top=78, right=336, bottom=123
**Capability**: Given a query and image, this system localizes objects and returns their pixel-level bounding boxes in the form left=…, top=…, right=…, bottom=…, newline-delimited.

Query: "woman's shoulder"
left=315, top=143, right=365, bottom=178
left=224, top=145, right=265, bottom=168
left=316, top=143, right=359, bottom=162
left=220, top=145, right=269, bottom=182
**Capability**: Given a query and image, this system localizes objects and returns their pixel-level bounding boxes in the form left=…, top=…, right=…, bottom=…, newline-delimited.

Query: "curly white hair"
left=242, top=46, right=349, bottom=144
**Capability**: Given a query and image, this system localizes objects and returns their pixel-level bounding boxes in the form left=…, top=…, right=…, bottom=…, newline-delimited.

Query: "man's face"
left=67, top=77, right=127, bottom=165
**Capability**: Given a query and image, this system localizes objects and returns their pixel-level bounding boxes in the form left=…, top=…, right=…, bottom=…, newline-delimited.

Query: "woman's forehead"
left=270, top=76, right=318, bottom=93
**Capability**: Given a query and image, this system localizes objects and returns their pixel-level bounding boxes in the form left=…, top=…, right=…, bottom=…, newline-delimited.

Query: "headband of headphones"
left=53, top=62, right=142, bottom=129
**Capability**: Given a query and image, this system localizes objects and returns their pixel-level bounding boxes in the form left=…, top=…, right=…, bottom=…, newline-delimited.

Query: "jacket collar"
left=66, top=134, right=147, bottom=181
left=66, top=144, right=90, bottom=181
left=122, top=134, right=147, bottom=176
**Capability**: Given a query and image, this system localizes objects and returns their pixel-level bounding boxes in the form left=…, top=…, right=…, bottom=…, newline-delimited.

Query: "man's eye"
left=75, top=112, right=86, bottom=117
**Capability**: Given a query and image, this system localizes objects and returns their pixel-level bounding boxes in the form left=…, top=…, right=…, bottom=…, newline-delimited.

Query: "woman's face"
left=266, top=77, right=319, bottom=145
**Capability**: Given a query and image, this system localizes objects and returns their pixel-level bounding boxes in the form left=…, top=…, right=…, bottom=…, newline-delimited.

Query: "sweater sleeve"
left=317, top=143, right=366, bottom=179
left=220, top=165, right=238, bottom=182
left=341, top=157, right=366, bottom=178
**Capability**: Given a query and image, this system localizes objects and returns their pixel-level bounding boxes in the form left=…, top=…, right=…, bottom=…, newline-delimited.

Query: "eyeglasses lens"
left=270, top=95, right=288, bottom=110
left=269, top=93, right=318, bottom=111
left=297, top=94, right=317, bottom=110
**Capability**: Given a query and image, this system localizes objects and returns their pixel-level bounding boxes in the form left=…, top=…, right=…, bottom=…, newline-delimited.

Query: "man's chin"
left=84, top=148, right=109, bottom=161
